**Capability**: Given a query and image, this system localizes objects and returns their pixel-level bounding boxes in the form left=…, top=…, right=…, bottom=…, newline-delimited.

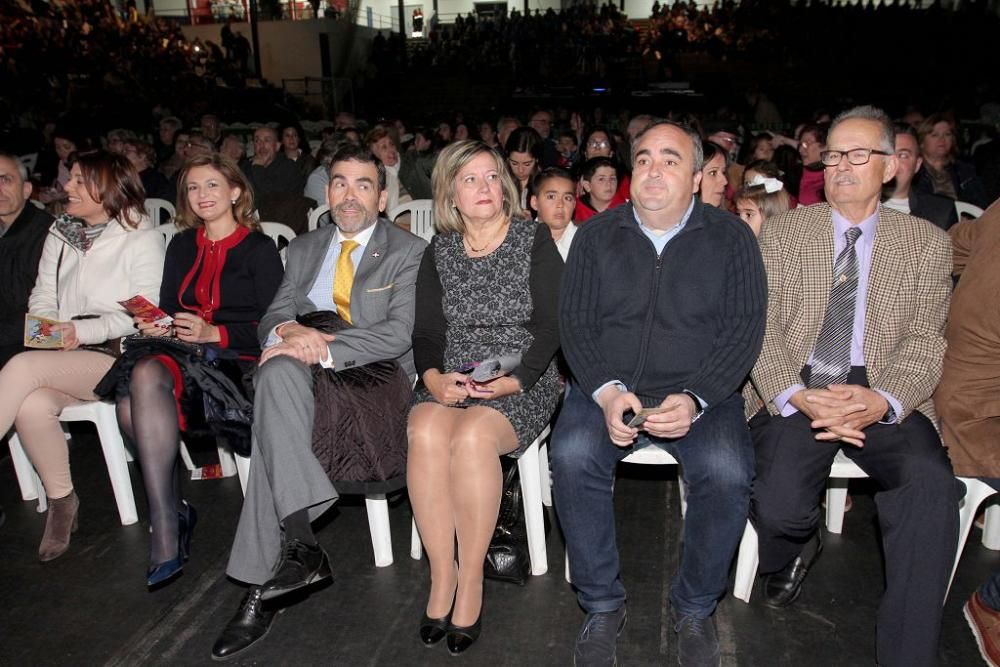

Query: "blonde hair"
left=432, top=140, right=524, bottom=234
left=174, top=154, right=260, bottom=232
left=735, top=184, right=791, bottom=224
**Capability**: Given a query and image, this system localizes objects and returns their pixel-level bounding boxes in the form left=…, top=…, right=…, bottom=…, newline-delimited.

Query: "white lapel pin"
left=372, top=251, right=381, bottom=258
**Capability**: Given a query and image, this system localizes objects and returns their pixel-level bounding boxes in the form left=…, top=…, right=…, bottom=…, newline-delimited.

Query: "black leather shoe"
left=446, top=614, right=482, bottom=656
left=420, top=611, right=451, bottom=647
left=211, top=586, right=281, bottom=661
left=260, top=539, right=332, bottom=602
left=763, top=531, right=823, bottom=608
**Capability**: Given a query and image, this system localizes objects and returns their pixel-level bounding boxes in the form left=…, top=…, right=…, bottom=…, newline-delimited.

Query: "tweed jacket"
left=745, top=203, right=952, bottom=425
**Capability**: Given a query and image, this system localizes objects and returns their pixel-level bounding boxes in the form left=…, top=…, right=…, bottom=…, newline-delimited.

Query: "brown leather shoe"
left=965, top=590, right=1000, bottom=667
left=38, top=491, right=79, bottom=562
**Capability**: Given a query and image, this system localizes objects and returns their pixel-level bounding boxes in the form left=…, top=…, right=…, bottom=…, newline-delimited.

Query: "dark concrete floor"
left=1, top=425, right=995, bottom=666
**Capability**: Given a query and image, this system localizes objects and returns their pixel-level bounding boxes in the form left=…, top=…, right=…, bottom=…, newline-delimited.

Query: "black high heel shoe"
left=147, top=502, right=198, bottom=588
left=419, top=611, right=451, bottom=647
left=446, top=614, right=482, bottom=656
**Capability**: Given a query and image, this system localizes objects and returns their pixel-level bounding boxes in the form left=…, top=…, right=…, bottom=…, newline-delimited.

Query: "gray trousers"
left=226, top=356, right=339, bottom=585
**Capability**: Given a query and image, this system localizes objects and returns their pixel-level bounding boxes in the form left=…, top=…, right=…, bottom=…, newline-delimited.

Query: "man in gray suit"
left=212, top=145, right=427, bottom=661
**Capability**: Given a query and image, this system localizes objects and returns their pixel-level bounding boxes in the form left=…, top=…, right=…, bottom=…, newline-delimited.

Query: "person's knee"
left=685, top=419, right=754, bottom=493
left=2, top=351, right=34, bottom=381
left=15, top=389, right=62, bottom=423
left=130, top=357, right=173, bottom=390
left=449, top=428, right=501, bottom=459
left=407, top=416, right=452, bottom=458
left=897, top=449, right=960, bottom=502
left=752, top=489, right=816, bottom=538
left=255, top=355, right=308, bottom=389
left=550, top=427, right=615, bottom=488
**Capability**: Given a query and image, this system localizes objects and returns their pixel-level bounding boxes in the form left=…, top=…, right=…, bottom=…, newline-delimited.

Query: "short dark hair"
left=531, top=166, right=575, bottom=196
left=328, top=144, right=386, bottom=192
left=894, top=122, right=919, bottom=140
left=799, top=123, right=828, bottom=146
left=580, top=156, right=617, bottom=181
left=556, top=130, right=578, bottom=146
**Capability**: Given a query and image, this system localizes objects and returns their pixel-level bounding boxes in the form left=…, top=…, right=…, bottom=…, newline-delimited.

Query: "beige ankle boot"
left=38, top=491, right=79, bottom=562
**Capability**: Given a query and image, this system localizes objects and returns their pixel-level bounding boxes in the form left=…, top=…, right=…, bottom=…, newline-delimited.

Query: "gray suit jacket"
left=258, top=218, right=428, bottom=377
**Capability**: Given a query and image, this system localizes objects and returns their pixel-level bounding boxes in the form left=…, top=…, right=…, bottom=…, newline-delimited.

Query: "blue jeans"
left=551, top=385, right=754, bottom=619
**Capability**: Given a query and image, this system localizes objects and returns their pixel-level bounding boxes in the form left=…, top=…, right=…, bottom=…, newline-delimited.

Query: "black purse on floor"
left=484, top=456, right=531, bottom=586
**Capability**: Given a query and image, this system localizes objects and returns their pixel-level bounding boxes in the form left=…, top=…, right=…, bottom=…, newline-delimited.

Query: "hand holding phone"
left=626, top=406, right=670, bottom=429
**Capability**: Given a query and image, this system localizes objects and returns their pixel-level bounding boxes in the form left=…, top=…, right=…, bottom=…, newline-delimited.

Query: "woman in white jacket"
left=0, top=150, right=164, bottom=561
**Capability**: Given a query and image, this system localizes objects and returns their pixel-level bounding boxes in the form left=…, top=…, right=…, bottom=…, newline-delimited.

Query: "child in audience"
left=735, top=174, right=791, bottom=237
left=575, top=157, right=620, bottom=223
left=531, top=167, right=578, bottom=261
left=556, top=130, right=579, bottom=168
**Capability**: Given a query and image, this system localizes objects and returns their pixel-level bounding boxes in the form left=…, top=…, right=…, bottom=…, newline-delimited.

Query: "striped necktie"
left=333, top=240, right=359, bottom=323
left=809, top=226, right=862, bottom=389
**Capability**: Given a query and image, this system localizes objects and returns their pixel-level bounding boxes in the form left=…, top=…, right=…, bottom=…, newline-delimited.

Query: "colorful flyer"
left=119, top=295, right=173, bottom=328
left=24, top=314, right=65, bottom=349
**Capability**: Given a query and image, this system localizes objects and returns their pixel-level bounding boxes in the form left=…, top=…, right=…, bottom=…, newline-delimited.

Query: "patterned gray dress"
left=412, top=218, right=562, bottom=456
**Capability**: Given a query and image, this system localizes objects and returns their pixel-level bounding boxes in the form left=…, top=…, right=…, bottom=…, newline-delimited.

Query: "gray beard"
left=333, top=212, right=378, bottom=235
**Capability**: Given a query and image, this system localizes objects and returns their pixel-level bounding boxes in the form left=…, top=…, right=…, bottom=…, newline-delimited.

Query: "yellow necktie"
left=333, top=240, right=359, bottom=323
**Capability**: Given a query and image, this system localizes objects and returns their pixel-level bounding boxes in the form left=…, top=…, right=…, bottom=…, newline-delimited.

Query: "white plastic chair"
left=260, top=222, right=297, bottom=245
left=19, top=152, right=38, bottom=174
left=307, top=204, right=330, bottom=232
left=178, top=439, right=238, bottom=479
left=410, top=425, right=553, bottom=576
left=8, top=401, right=138, bottom=525
left=9, top=434, right=46, bottom=512
left=260, top=222, right=297, bottom=265
left=156, top=221, right=181, bottom=245
left=732, top=465, right=998, bottom=603
left=234, top=450, right=398, bottom=567
left=823, top=451, right=871, bottom=534
left=144, top=198, right=176, bottom=226
left=955, top=201, right=985, bottom=220
left=733, top=451, right=868, bottom=602
left=387, top=199, right=434, bottom=242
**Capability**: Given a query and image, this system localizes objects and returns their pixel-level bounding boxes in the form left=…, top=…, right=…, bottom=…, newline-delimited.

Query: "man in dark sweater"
left=0, top=152, right=52, bottom=368
left=241, top=127, right=304, bottom=197
left=241, top=127, right=310, bottom=230
left=553, top=121, right=766, bottom=667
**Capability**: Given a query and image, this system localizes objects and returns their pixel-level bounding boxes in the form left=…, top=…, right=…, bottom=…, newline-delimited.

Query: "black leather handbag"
left=484, top=456, right=531, bottom=586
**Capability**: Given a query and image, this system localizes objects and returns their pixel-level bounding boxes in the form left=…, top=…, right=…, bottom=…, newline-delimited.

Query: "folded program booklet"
left=24, top=314, right=65, bottom=349
left=119, top=295, right=173, bottom=328
left=459, top=353, right=522, bottom=383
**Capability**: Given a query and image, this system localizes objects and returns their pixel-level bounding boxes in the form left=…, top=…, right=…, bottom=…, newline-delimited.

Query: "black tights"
left=116, top=358, right=184, bottom=564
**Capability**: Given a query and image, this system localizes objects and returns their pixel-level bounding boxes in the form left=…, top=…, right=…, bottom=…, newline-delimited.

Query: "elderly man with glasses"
left=744, top=105, right=960, bottom=667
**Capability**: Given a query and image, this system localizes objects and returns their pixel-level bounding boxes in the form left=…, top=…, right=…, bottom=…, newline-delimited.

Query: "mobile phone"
left=626, top=407, right=669, bottom=428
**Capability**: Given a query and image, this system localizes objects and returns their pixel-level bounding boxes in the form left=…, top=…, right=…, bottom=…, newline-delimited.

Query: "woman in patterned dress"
left=408, top=140, right=563, bottom=655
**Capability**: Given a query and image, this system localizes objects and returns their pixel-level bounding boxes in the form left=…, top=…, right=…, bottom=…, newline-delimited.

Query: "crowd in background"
left=6, top=2, right=1000, bottom=665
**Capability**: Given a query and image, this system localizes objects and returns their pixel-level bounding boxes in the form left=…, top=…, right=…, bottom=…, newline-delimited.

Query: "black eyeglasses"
left=819, top=148, right=892, bottom=167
